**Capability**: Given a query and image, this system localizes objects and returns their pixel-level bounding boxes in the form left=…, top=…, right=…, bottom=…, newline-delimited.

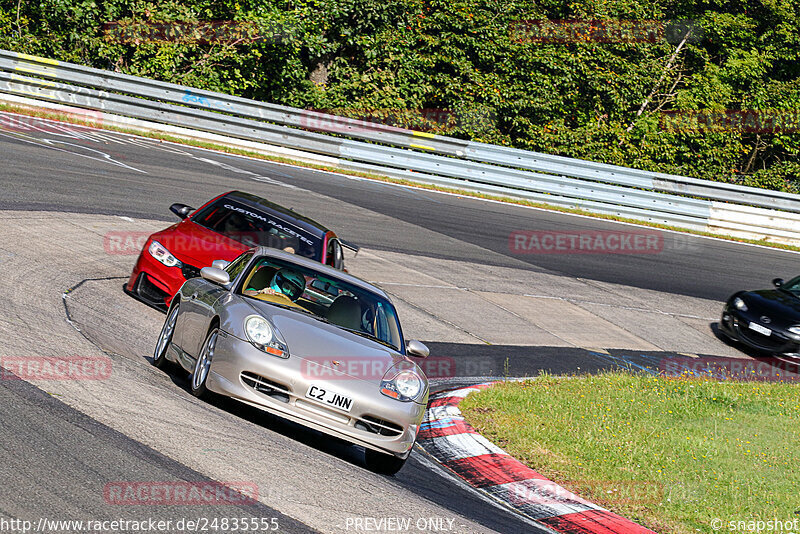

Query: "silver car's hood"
left=244, top=300, right=407, bottom=384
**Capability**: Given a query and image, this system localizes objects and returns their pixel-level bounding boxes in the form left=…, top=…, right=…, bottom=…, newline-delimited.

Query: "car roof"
left=222, top=191, right=333, bottom=239
left=255, top=247, right=389, bottom=299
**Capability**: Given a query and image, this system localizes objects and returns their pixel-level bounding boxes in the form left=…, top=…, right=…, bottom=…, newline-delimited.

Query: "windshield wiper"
left=291, top=305, right=331, bottom=322
left=339, top=327, right=398, bottom=350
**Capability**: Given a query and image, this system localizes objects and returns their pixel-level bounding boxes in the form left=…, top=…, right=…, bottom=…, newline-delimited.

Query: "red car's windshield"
left=192, top=200, right=322, bottom=260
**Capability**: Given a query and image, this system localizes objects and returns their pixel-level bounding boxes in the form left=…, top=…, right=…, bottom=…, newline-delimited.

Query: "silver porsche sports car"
left=153, top=247, right=430, bottom=474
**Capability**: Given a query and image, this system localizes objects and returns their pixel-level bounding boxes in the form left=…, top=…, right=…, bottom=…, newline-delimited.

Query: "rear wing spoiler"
left=340, top=239, right=360, bottom=256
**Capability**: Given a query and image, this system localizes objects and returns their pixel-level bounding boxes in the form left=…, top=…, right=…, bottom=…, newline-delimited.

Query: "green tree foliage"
left=1, top=0, right=798, bottom=190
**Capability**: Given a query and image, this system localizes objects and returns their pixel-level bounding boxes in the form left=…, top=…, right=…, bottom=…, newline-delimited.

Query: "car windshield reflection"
left=239, top=256, right=403, bottom=351
left=780, top=276, right=800, bottom=296
left=192, top=199, right=322, bottom=260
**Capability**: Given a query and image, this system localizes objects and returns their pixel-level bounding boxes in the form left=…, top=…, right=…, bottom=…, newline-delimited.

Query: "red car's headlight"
left=148, top=240, right=181, bottom=268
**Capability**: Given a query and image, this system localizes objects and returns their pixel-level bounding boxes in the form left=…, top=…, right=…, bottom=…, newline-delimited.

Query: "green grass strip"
left=460, top=373, right=800, bottom=533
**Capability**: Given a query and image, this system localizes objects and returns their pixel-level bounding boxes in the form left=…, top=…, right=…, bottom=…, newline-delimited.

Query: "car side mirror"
left=170, top=203, right=194, bottom=219
left=406, top=340, right=429, bottom=359
left=773, top=278, right=784, bottom=288
left=212, top=259, right=230, bottom=270
left=201, top=266, right=230, bottom=285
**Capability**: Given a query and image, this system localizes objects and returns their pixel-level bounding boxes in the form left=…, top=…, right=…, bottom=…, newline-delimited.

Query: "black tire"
left=713, top=321, right=736, bottom=346
left=191, top=327, right=219, bottom=399
left=364, top=449, right=407, bottom=476
left=153, top=302, right=180, bottom=369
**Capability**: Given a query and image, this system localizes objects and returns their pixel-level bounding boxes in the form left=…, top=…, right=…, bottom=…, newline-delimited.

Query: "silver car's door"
left=170, top=282, right=196, bottom=353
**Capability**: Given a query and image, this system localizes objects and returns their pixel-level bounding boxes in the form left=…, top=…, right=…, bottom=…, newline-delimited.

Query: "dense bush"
left=2, top=0, right=798, bottom=190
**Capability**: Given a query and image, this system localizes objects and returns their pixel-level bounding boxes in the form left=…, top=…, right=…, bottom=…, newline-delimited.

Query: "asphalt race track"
left=0, top=115, right=796, bottom=301
left=1, top=112, right=798, bottom=533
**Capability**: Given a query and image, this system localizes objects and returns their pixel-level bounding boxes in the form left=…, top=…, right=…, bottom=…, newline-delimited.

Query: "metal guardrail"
left=1, top=49, right=799, bottom=242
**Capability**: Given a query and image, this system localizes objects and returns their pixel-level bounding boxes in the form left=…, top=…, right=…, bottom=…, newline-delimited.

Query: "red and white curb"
left=418, top=383, right=656, bottom=533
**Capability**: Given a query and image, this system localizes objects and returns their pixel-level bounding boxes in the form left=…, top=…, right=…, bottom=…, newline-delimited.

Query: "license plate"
left=305, top=384, right=354, bottom=412
left=748, top=322, right=772, bottom=336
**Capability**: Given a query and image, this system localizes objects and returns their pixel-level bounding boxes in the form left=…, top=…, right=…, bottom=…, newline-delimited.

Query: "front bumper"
left=720, top=308, right=800, bottom=355
left=205, top=332, right=426, bottom=457
left=125, top=249, right=201, bottom=310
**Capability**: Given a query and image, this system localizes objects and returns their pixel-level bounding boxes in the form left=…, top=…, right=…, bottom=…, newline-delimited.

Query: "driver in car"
left=244, top=268, right=306, bottom=307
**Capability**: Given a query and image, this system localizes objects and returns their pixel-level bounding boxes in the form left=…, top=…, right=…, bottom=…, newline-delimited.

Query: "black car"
left=720, top=277, right=800, bottom=356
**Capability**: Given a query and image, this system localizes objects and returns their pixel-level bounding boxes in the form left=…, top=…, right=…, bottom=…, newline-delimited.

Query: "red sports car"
left=125, top=190, right=357, bottom=311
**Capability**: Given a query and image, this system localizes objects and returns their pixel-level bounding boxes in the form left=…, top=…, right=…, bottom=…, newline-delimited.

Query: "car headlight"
left=733, top=297, right=748, bottom=311
left=148, top=240, right=181, bottom=268
left=244, top=315, right=289, bottom=358
left=381, top=362, right=425, bottom=403
left=788, top=326, right=800, bottom=336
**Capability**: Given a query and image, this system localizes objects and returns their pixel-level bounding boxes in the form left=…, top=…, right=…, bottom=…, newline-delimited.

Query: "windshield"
left=780, top=276, right=800, bottom=296
left=239, top=256, right=403, bottom=351
left=192, top=199, right=322, bottom=260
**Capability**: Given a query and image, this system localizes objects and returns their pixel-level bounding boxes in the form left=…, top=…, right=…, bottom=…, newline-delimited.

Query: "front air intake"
left=241, top=372, right=290, bottom=403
